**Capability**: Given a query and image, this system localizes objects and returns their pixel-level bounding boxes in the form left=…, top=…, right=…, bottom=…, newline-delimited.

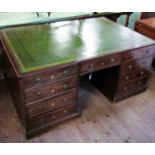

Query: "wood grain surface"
left=0, top=71, right=155, bottom=142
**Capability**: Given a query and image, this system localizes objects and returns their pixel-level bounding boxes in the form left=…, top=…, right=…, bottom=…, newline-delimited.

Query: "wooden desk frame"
left=0, top=17, right=155, bottom=138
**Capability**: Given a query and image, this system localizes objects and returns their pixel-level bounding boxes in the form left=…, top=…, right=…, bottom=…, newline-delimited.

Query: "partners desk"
left=0, top=17, right=155, bottom=138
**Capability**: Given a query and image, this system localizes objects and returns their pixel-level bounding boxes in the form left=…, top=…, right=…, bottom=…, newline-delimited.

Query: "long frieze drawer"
left=24, top=65, right=79, bottom=89
left=117, top=78, right=147, bottom=94
left=26, top=90, right=77, bottom=118
left=121, top=57, right=153, bottom=73
left=123, top=45, right=155, bottom=62
left=119, top=68, right=149, bottom=84
left=27, top=103, right=77, bottom=131
left=24, top=75, right=78, bottom=103
left=80, top=53, right=121, bottom=75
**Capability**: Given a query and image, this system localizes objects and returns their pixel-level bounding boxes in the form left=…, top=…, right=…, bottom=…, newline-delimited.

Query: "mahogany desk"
left=0, top=17, right=155, bottom=138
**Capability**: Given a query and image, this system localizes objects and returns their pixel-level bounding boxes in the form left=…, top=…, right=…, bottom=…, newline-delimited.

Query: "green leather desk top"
left=1, top=17, right=155, bottom=73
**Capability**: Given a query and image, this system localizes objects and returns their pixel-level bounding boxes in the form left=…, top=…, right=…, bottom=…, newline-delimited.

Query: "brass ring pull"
left=64, top=84, right=68, bottom=90
left=64, top=109, right=68, bottom=114
left=64, top=70, right=68, bottom=75
left=37, top=92, right=41, bottom=95
left=51, top=89, right=55, bottom=93
left=50, top=75, right=54, bottom=79
left=37, top=105, right=42, bottom=110
left=36, top=77, right=41, bottom=82
left=111, top=58, right=114, bottom=62
left=51, top=102, right=55, bottom=107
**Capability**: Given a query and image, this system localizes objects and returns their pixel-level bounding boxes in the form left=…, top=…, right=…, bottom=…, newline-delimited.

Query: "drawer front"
left=27, top=103, right=77, bottom=130
left=117, top=78, right=147, bottom=94
left=80, top=53, right=121, bottom=75
left=24, top=75, right=78, bottom=103
left=24, top=65, right=78, bottom=89
left=26, top=90, right=77, bottom=118
left=119, top=68, right=149, bottom=84
left=123, top=46, right=155, bottom=62
left=121, top=57, right=153, bottom=73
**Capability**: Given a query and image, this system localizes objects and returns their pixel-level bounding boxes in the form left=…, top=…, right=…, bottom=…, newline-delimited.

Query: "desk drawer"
left=117, top=78, right=147, bottom=94
left=119, top=69, right=149, bottom=84
left=26, top=90, right=77, bottom=118
left=24, top=75, right=78, bottom=103
left=24, top=65, right=78, bottom=89
left=121, top=57, right=152, bottom=73
left=27, top=103, right=77, bottom=130
left=80, top=53, right=121, bottom=75
left=123, top=46, right=155, bottom=62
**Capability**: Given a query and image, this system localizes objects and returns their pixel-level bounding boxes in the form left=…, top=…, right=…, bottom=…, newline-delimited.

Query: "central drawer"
left=80, top=53, right=121, bottom=75
left=26, top=90, right=77, bottom=118
left=24, top=75, right=78, bottom=103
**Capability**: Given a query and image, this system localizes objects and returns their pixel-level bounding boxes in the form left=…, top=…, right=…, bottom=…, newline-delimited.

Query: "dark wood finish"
left=80, top=53, right=121, bottom=75
left=122, top=46, right=155, bottom=62
left=24, top=65, right=78, bottom=89
left=1, top=17, right=155, bottom=138
left=24, top=75, right=78, bottom=103
left=26, top=90, right=77, bottom=118
left=120, top=57, right=153, bottom=73
left=1, top=40, right=80, bottom=138
left=27, top=103, right=77, bottom=131
left=119, top=68, right=149, bottom=84
left=1, top=74, right=155, bottom=142
left=90, top=46, right=154, bottom=102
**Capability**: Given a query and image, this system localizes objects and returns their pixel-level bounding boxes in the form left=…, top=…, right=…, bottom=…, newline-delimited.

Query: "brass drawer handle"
left=64, top=70, right=68, bottom=75
left=126, top=76, right=129, bottom=80
left=100, top=62, right=104, bottom=66
left=36, top=92, right=41, bottom=95
left=51, top=89, right=55, bottom=93
left=110, top=58, right=114, bottom=62
left=64, top=84, right=68, bottom=90
left=140, top=71, right=144, bottom=75
left=51, top=102, right=55, bottom=107
left=64, top=109, right=68, bottom=114
left=50, top=75, right=55, bottom=79
left=128, top=65, right=132, bottom=69
left=36, top=77, right=41, bottom=82
left=124, top=86, right=128, bottom=91
left=37, top=105, right=42, bottom=110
